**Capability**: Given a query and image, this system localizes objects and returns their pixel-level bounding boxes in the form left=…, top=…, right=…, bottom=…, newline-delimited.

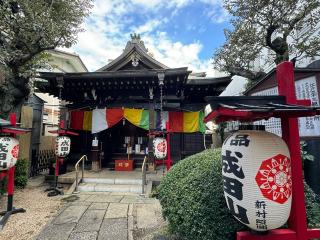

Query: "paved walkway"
left=35, top=193, right=164, bottom=240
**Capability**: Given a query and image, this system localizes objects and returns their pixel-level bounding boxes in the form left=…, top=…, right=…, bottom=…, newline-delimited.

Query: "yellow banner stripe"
left=183, top=112, right=199, bottom=133
left=82, top=111, right=92, bottom=131
left=124, top=108, right=143, bottom=127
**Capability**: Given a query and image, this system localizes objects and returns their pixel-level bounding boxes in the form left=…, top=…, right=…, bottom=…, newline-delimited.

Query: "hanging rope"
left=158, top=76, right=166, bottom=175
left=57, top=77, right=63, bottom=132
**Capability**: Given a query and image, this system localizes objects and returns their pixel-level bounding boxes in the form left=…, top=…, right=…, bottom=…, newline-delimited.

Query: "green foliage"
left=214, top=0, right=320, bottom=81
left=14, top=158, right=28, bottom=189
left=158, top=149, right=320, bottom=240
left=158, top=149, right=245, bottom=240
left=0, top=0, right=92, bottom=116
left=0, top=0, right=93, bottom=71
left=300, top=141, right=315, bottom=162
left=305, top=182, right=320, bottom=228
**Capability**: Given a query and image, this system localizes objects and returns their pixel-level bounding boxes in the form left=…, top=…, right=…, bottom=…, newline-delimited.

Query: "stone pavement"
left=35, top=192, right=164, bottom=240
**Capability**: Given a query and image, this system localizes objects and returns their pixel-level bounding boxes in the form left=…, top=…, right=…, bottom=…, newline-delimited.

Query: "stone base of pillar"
left=148, top=162, right=155, bottom=171
left=91, top=160, right=100, bottom=171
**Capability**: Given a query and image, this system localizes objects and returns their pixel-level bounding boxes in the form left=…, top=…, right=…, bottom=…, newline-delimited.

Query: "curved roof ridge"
left=96, top=34, right=168, bottom=71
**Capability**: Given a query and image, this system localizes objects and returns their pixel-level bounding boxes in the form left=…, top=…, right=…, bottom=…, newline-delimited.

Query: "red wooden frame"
left=46, top=120, right=79, bottom=197
left=205, top=62, right=320, bottom=240
left=239, top=62, right=320, bottom=239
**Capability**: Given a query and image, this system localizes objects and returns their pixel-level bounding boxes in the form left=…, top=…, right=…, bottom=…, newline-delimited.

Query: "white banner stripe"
left=92, top=108, right=108, bottom=133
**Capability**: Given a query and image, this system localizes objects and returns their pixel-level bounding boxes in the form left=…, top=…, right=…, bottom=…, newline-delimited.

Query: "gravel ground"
left=0, top=176, right=63, bottom=240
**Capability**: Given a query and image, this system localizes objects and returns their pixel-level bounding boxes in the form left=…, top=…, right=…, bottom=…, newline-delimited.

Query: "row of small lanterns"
left=0, top=136, right=71, bottom=171
left=0, top=135, right=161, bottom=170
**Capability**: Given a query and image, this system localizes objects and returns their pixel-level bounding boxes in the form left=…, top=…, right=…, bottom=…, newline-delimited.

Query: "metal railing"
left=74, top=155, right=88, bottom=193
left=141, top=156, right=148, bottom=194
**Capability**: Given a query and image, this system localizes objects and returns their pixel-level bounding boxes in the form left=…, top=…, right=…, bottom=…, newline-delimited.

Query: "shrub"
left=305, top=182, right=320, bottom=228
left=158, top=149, right=320, bottom=240
left=14, top=158, right=28, bottom=189
left=158, top=149, right=245, bottom=240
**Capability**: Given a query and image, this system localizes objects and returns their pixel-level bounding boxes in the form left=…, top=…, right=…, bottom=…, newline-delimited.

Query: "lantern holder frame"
left=204, top=62, right=320, bottom=240
left=152, top=121, right=172, bottom=171
left=45, top=120, right=78, bottom=197
left=0, top=113, right=30, bottom=230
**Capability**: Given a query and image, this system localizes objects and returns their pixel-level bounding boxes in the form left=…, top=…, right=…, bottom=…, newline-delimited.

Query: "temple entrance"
left=99, top=120, right=148, bottom=169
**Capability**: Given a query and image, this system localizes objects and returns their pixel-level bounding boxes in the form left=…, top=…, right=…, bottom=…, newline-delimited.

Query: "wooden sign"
left=115, top=160, right=133, bottom=171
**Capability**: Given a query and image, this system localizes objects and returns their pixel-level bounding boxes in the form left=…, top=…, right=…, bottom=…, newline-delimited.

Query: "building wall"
left=39, top=136, right=55, bottom=151
left=35, top=50, right=88, bottom=136
left=18, top=106, right=33, bottom=162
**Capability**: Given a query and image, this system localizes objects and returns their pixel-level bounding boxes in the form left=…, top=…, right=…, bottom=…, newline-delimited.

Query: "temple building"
left=37, top=34, right=231, bottom=171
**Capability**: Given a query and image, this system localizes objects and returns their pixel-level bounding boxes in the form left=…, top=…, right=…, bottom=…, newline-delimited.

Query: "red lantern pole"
left=7, top=113, right=17, bottom=211
left=0, top=113, right=26, bottom=230
left=277, top=62, right=308, bottom=239
left=46, top=120, right=65, bottom=196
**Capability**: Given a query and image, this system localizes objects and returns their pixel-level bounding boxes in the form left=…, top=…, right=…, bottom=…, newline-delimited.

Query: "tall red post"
left=7, top=113, right=17, bottom=211
left=276, top=62, right=308, bottom=239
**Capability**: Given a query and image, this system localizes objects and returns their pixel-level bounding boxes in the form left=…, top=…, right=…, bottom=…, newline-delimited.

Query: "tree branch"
left=226, top=66, right=266, bottom=81
left=266, top=24, right=278, bottom=51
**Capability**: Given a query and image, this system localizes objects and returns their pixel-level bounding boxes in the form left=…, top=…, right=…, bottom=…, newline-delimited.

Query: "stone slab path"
left=35, top=193, right=164, bottom=240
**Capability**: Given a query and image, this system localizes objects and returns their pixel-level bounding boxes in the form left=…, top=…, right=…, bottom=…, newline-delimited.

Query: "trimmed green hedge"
left=158, top=149, right=320, bottom=240
left=14, top=158, right=28, bottom=188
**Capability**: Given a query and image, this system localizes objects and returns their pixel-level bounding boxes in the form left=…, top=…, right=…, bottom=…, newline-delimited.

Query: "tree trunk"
left=0, top=75, right=29, bottom=120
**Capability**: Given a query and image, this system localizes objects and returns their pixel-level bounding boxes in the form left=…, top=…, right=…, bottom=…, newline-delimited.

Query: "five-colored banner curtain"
left=70, top=108, right=205, bottom=133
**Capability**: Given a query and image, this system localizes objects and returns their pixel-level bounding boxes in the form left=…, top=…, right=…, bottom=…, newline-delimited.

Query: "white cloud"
left=61, top=0, right=228, bottom=77
left=131, top=0, right=191, bottom=9
left=131, top=19, right=166, bottom=34
left=206, top=6, right=229, bottom=23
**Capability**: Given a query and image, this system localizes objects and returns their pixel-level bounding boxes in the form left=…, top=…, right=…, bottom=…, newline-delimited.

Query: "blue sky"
left=68, top=0, right=231, bottom=77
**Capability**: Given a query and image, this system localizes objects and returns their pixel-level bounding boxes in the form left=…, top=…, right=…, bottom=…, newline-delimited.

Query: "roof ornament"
left=131, top=53, right=139, bottom=67
left=130, top=33, right=141, bottom=42
left=125, top=33, right=148, bottom=52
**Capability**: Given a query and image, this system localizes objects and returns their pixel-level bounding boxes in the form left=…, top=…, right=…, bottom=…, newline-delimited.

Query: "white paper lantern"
left=153, top=137, right=167, bottom=159
left=55, top=136, right=71, bottom=157
left=221, top=130, right=292, bottom=231
left=0, top=137, right=19, bottom=170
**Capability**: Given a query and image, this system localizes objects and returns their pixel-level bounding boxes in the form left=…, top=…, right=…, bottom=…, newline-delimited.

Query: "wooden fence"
left=30, top=149, right=55, bottom=177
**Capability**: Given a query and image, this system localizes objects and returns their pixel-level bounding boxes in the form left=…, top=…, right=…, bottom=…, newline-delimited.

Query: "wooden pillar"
left=91, top=133, right=100, bottom=171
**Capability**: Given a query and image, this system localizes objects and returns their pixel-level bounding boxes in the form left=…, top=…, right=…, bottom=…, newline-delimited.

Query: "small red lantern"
left=221, top=130, right=292, bottom=231
left=55, top=136, right=71, bottom=157
left=153, top=137, right=167, bottom=159
left=0, top=137, right=19, bottom=170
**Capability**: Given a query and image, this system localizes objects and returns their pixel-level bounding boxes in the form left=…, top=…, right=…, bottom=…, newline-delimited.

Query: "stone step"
left=82, top=178, right=142, bottom=185
left=77, top=183, right=143, bottom=193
